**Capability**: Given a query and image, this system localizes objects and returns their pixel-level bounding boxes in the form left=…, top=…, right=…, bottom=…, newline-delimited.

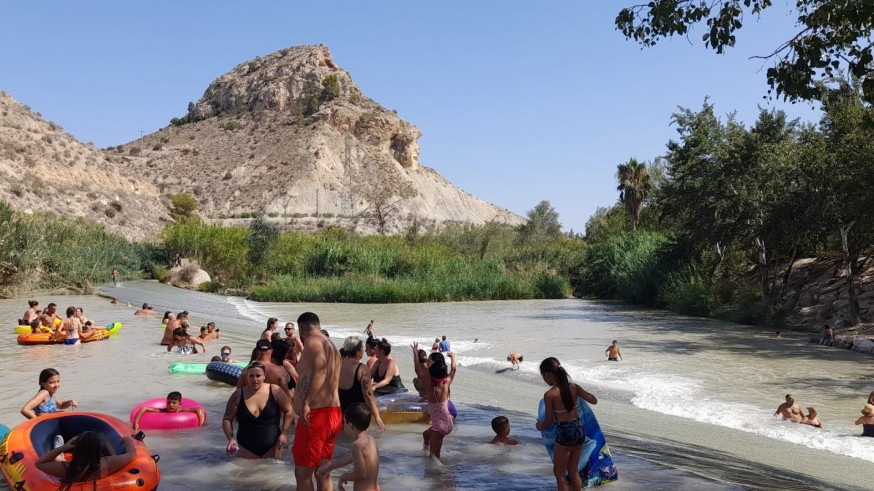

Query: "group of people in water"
left=20, top=300, right=102, bottom=344
left=773, top=392, right=874, bottom=436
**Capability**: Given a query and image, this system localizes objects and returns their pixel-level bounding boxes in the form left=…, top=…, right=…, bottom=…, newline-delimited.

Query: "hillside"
left=109, top=45, right=523, bottom=234
left=0, top=92, right=169, bottom=240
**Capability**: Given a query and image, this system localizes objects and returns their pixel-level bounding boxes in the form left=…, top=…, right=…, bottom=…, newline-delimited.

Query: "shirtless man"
left=161, top=311, right=187, bottom=346
left=774, top=394, right=804, bottom=423
left=507, top=352, right=524, bottom=370
left=206, top=322, right=220, bottom=340
left=293, top=312, right=341, bottom=491
left=134, top=303, right=156, bottom=316
left=605, top=340, right=622, bottom=361
left=237, top=339, right=292, bottom=396
left=39, top=303, right=60, bottom=331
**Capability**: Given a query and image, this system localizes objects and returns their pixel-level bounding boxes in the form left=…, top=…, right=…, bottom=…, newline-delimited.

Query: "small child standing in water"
left=605, top=340, right=622, bottom=361
left=490, top=416, right=519, bottom=445
left=536, top=357, right=597, bottom=491
left=21, top=368, right=78, bottom=419
left=317, top=403, right=380, bottom=491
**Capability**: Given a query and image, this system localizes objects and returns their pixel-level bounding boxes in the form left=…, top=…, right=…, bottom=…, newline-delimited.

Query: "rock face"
left=111, top=45, right=522, bottom=234
left=0, top=92, right=170, bottom=240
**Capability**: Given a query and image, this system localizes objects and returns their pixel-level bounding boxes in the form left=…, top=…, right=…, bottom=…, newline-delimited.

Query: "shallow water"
left=1, top=281, right=872, bottom=490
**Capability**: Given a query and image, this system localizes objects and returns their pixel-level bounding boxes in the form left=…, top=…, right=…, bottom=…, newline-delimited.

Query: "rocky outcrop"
left=0, top=92, right=170, bottom=240
left=111, top=45, right=522, bottom=234
left=166, top=263, right=211, bottom=290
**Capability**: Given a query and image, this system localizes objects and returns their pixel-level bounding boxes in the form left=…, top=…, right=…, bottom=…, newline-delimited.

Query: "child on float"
left=131, top=391, right=205, bottom=431
left=21, top=368, right=78, bottom=419
left=316, top=402, right=381, bottom=491
left=535, top=357, right=598, bottom=491
left=35, top=431, right=137, bottom=490
left=490, top=416, right=519, bottom=445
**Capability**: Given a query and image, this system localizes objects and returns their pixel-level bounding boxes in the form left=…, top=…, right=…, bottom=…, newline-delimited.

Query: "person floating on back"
left=316, top=402, right=380, bottom=491
left=490, top=416, right=519, bottom=445
left=131, top=391, right=205, bottom=431
left=605, top=340, right=622, bottom=361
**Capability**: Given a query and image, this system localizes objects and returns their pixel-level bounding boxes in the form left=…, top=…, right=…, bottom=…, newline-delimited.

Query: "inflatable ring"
left=169, top=362, right=245, bottom=374
left=205, top=361, right=243, bottom=386
left=130, top=398, right=206, bottom=430
left=0, top=411, right=160, bottom=490
left=17, top=328, right=113, bottom=346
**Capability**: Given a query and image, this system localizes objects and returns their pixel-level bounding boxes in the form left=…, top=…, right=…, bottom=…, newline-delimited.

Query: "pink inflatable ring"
left=129, top=397, right=206, bottom=430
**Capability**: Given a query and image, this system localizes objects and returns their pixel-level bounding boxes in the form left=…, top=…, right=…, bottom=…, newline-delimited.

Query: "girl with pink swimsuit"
left=423, top=351, right=456, bottom=465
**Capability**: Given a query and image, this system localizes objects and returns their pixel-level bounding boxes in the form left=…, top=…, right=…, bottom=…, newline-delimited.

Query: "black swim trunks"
left=555, top=418, right=585, bottom=447
left=607, top=357, right=619, bottom=361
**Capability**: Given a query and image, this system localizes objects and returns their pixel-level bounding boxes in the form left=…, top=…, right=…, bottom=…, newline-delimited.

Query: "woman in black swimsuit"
left=370, top=338, right=405, bottom=396
left=222, top=362, right=294, bottom=459
left=339, top=336, right=385, bottom=432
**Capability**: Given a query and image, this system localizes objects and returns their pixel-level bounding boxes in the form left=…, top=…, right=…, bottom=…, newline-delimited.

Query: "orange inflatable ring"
left=0, top=411, right=160, bottom=491
left=17, top=328, right=112, bottom=346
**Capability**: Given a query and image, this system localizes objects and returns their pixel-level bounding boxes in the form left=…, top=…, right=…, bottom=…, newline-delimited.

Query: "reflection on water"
left=0, top=282, right=869, bottom=490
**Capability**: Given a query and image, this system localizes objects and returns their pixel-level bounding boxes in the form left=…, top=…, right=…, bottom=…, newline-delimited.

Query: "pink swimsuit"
left=428, top=382, right=453, bottom=434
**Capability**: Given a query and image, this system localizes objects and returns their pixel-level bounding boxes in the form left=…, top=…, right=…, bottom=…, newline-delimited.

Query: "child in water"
left=35, top=431, right=137, bottom=489
left=131, top=391, right=206, bottom=431
left=535, top=357, right=598, bottom=491
left=21, top=368, right=78, bottom=419
left=317, top=403, right=380, bottom=491
left=490, top=416, right=519, bottom=445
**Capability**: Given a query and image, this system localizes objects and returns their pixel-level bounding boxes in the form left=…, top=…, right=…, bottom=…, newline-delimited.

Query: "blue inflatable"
left=205, top=361, right=243, bottom=386
left=537, top=397, right=618, bottom=487
left=0, top=423, right=9, bottom=443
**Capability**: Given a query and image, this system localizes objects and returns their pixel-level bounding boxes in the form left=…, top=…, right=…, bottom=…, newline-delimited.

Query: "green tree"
left=247, top=215, right=280, bottom=270
left=321, top=74, right=340, bottom=101
left=518, top=200, right=562, bottom=242
left=170, top=193, right=197, bottom=222
left=616, top=158, right=653, bottom=232
left=616, top=1, right=874, bottom=103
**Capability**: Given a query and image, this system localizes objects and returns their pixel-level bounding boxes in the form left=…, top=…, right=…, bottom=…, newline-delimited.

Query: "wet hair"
left=297, top=312, right=321, bottom=332
left=28, top=300, right=38, bottom=308
left=211, top=356, right=222, bottom=362
left=365, top=336, right=378, bottom=350
left=162, top=311, right=172, bottom=322
left=344, top=402, right=372, bottom=431
left=271, top=339, right=290, bottom=364
left=540, top=357, right=574, bottom=412
left=428, top=352, right=445, bottom=366
left=271, top=332, right=283, bottom=342
left=66, top=306, right=76, bottom=317
left=247, top=361, right=266, bottom=372
left=491, top=416, right=509, bottom=434
left=58, top=431, right=115, bottom=491
left=39, top=368, right=59, bottom=388
left=612, top=340, right=617, bottom=344
left=267, top=317, right=278, bottom=329
left=47, top=302, right=57, bottom=310
left=200, top=326, right=207, bottom=333
left=221, top=346, right=232, bottom=354
left=341, top=336, right=363, bottom=358
left=429, top=360, right=448, bottom=379
left=76, top=307, right=84, bottom=314
left=376, top=338, right=392, bottom=356
left=167, top=391, right=182, bottom=401
left=417, top=349, right=428, bottom=364
left=173, top=327, right=187, bottom=338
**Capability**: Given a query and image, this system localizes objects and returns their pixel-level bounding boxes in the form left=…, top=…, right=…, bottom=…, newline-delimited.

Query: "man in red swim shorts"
left=293, top=312, right=342, bottom=491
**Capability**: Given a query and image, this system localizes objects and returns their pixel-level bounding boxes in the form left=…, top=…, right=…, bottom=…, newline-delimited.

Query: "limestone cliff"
left=111, top=45, right=522, bottom=234
left=0, top=92, right=169, bottom=240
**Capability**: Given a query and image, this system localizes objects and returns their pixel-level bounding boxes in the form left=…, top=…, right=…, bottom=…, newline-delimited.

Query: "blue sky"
left=0, top=1, right=819, bottom=233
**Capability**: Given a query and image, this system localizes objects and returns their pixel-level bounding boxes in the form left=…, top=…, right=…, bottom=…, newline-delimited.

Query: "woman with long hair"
left=535, top=357, right=597, bottom=491
left=35, top=431, right=136, bottom=491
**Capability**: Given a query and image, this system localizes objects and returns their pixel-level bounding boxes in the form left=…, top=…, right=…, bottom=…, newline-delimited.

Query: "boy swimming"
left=490, top=416, right=519, bottom=445
left=131, top=391, right=205, bottom=431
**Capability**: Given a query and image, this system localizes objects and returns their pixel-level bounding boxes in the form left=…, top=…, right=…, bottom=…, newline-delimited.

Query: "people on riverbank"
left=820, top=324, right=835, bottom=345
left=605, top=340, right=622, bottom=361
left=21, top=368, right=77, bottom=419
left=774, top=394, right=804, bottom=423
left=293, top=312, right=342, bottom=491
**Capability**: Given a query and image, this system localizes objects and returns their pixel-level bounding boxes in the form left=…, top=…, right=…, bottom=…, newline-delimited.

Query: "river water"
left=1, top=280, right=873, bottom=490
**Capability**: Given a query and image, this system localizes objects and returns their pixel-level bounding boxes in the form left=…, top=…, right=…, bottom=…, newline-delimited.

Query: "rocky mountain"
left=110, top=45, right=523, bottom=234
left=0, top=92, right=169, bottom=240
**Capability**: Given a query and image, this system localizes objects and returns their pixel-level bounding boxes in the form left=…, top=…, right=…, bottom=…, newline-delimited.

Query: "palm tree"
left=616, top=158, right=653, bottom=232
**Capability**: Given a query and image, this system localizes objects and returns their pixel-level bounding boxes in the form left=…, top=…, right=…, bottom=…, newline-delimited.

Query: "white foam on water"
left=227, top=296, right=271, bottom=325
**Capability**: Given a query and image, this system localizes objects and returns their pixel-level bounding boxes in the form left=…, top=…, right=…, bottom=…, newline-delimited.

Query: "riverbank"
left=8, top=281, right=869, bottom=490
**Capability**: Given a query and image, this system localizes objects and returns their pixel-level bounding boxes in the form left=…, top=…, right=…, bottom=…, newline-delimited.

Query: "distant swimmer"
left=134, top=303, right=156, bottom=316
left=775, top=331, right=783, bottom=340
left=363, top=319, right=374, bottom=337
left=801, top=407, right=823, bottom=429
left=507, top=352, right=523, bottom=370
left=605, top=340, right=622, bottom=361
left=774, top=394, right=803, bottom=423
